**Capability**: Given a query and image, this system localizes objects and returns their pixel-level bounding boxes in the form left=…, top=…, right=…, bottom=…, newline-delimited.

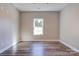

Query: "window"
left=33, top=18, right=43, bottom=35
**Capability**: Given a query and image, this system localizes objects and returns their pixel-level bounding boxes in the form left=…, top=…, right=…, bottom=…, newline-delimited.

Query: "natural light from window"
left=33, top=18, right=43, bottom=35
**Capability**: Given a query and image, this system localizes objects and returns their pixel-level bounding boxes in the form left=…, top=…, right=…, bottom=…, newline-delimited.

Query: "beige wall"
left=60, top=4, right=79, bottom=50
left=21, top=11, right=59, bottom=41
left=0, top=4, right=19, bottom=53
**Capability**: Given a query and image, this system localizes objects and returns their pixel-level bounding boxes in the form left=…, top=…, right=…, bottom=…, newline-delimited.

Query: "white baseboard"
left=20, top=39, right=59, bottom=42
left=60, top=40, right=79, bottom=53
left=0, top=42, right=18, bottom=54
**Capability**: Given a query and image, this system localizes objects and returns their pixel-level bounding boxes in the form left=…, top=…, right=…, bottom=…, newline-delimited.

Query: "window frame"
left=33, top=18, right=44, bottom=35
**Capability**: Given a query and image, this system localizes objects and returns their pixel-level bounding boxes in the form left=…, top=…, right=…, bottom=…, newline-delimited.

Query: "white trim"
left=60, top=40, right=79, bottom=53
left=20, top=39, right=59, bottom=41
left=0, top=42, right=18, bottom=54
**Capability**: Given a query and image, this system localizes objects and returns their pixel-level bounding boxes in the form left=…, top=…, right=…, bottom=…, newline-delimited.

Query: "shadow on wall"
left=0, top=19, right=13, bottom=51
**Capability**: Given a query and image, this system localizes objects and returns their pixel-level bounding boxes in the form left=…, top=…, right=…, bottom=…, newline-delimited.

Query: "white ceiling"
left=13, top=3, right=68, bottom=11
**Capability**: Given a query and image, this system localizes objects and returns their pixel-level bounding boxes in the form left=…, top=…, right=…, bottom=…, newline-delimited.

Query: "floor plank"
left=0, top=41, right=79, bottom=56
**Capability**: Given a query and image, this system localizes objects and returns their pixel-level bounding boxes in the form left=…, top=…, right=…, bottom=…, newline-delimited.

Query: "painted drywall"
left=0, top=4, right=19, bottom=53
left=20, top=11, right=59, bottom=41
left=60, top=4, right=79, bottom=51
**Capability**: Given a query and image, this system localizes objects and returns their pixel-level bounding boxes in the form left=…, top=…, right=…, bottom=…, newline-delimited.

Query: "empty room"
left=0, top=3, right=79, bottom=56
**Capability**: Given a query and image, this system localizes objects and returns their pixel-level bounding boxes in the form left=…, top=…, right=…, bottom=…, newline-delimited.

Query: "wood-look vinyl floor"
left=0, top=41, right=79, bottom=56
